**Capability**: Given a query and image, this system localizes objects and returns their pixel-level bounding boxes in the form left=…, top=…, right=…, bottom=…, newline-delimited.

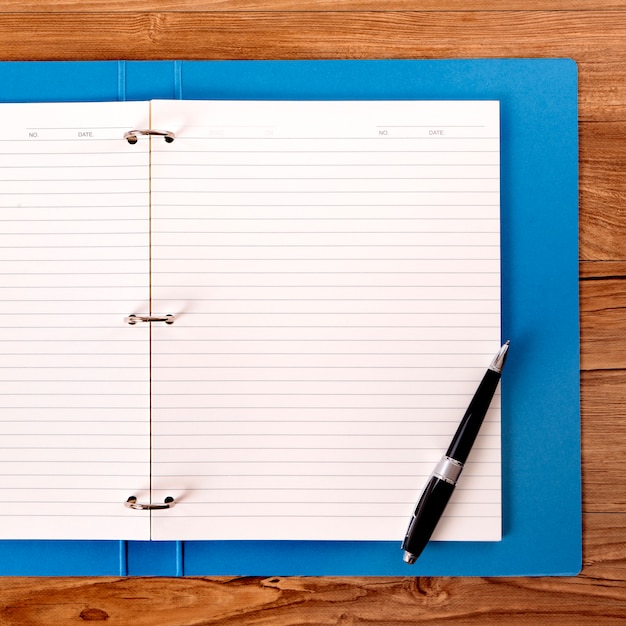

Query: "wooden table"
left=1, top=1, right=625, bottom=623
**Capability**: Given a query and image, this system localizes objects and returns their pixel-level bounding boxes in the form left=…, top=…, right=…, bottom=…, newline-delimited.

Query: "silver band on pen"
left=432, top=456, right=464, bottom=485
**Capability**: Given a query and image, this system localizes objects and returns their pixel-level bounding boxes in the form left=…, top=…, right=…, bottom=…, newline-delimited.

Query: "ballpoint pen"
left=402, top=341, right=510, bottom=564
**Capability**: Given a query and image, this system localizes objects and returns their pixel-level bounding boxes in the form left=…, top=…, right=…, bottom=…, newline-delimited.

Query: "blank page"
left=149, top=100, right=501, bottom=541
left=0, top=102, right=152, bottom=540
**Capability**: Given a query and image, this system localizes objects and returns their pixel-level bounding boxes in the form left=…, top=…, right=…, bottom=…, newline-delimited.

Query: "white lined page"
left=0, top=102, right=152, bottom=540
left=149, top=100, right=501, bottom=541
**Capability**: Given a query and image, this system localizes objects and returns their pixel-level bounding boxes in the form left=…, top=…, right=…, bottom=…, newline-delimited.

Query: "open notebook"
left=0, top=99, right=501, bottom=542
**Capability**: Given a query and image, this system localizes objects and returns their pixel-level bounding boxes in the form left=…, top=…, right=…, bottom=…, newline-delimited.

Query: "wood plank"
left=576, top=273, right=626, bottom=512
left=580, top=121, right=626, bottom=260
left=581, top=273, right=626, bottom=371
left=0, top=13, right=624, bottom=123
left=581, top=371, right=626, bottom=511
left=1, top=11, right=625, bottom=64
left=581, top=261, right=626, bottom=280
left=0, top=514, right=623, bottom=625
left=0, top=11, right=621, bottom=65
left=583, top=513, right=626, bottom=582
left=579, top=63, right=626, bottom=122
left=1, top=1, right=626, bottom=12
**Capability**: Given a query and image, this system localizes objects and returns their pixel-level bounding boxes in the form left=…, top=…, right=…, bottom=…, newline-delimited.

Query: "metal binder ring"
left=126, top=314, right=176, bottom=325
left=126, top=496, right=175, bottom=510
left=124, top=129, right=175, bottom=144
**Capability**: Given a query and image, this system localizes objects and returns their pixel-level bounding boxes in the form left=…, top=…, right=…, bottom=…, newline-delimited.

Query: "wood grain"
left=0, top=0, right=625, bottom=623
left=1, top=12, right=625, bottom=125
left=580, top=122, right=626, bottom=259
left=581, top=272, right=626, bottom=369
left=581, top=370, right=626, bottom=511
left=1, top=11, right=625, bottom=67
left=0, top=514, right=625, bottom=626
left=2, top=1, right=626, bottom=12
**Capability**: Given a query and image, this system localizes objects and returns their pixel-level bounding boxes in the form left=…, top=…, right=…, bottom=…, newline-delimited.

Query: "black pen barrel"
left=445, top=368, right=501, bottom=464
left=402, top=477, right=455, bottom=562
left=402, top=342, right=508, bottom=565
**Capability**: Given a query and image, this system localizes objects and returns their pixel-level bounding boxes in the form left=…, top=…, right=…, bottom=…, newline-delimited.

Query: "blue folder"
left=0, top=59, right=580, bottom=576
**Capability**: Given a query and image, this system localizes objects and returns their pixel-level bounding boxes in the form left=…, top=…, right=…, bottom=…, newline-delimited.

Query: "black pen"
left=402, top=341, right=510, bottom=564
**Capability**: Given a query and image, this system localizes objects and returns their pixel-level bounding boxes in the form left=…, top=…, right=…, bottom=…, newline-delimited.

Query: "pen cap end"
left=403, top=551, right=417, bottom=565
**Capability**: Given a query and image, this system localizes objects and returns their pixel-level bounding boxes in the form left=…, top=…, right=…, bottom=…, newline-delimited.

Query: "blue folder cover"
left=0, top=59, right=580, bottom=576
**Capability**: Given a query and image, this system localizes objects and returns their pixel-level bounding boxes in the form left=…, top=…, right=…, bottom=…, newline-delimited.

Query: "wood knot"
left=79, top=608, right=109, bottom=621
left=412, top=577, right=449, bottom=604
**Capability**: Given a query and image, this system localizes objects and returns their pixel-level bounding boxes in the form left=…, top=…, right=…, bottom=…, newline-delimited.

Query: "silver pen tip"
left=489, top=340, right=510, bottom=373
left=403, top=551, right=417, bottom=564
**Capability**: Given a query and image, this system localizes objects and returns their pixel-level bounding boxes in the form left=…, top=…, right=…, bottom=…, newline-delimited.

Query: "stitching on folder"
left=174, top=61, right=183, bottom=100
left=117, top=60, right=127, bottom=102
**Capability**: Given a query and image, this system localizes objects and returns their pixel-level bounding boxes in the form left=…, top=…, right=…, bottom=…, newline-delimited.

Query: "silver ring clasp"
left=124, top=129, right=175, bottom=144
left=126, top=496, right=175, bottom=510
left=126, top=314, right=176, bottom=325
